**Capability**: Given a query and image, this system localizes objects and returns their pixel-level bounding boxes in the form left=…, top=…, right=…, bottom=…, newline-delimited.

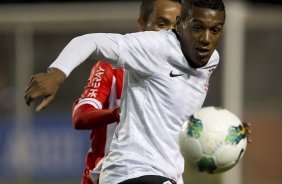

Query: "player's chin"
left=190, top=56, right=209, bottom=68
left=195, top=52, right=213, bottom=66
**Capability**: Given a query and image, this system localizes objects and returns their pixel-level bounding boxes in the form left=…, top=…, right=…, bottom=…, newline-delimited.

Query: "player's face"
left=177, top=7, right=225, bottom=67
left=138, top=0, right=181, bottom=31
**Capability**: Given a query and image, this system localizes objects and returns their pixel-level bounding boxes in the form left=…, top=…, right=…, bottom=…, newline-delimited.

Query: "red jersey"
left=72, top=61, right=124, bottom=184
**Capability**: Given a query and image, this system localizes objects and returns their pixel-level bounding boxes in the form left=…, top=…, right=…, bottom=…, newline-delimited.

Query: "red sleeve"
left=72, top=61, right=119, bottom=130
left=72, top=103, right=120, bottom=130
left=80, top=61, right=113, bottom=105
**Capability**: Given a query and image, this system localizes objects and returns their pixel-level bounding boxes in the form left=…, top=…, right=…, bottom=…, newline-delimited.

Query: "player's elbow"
left=72, top=103, right=96, bottom=130
left=72, top=111, right=85, bottom=130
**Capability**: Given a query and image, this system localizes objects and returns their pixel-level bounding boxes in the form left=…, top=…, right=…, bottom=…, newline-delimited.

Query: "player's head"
left=176, top=0, right=225, bottom=68
left=138, top=0, right=182, bottom=31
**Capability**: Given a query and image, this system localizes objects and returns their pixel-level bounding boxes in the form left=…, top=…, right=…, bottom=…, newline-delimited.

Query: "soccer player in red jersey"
left=72, top=62, right=124, bottom=184
left=72, top=1, right=181, bottom=184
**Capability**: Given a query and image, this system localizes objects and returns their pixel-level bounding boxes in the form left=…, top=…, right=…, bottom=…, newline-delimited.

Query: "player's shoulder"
left=94, top=61, right=113, bottom=69
left=88, top=61, right=115, bottom=80
left=126, top=30, right=170, bottom=43
left=159, top=29, right=178, bottom=40
left=145, top=29, right=175, bottom=40
left=113, top=67, right=124, bottom=72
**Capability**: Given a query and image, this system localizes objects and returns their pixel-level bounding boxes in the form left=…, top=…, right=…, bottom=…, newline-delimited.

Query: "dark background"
left=0, top=0, right=282, bottom=4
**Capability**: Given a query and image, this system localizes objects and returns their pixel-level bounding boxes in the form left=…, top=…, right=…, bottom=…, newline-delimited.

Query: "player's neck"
left=172, top=29, right=206, bottom=69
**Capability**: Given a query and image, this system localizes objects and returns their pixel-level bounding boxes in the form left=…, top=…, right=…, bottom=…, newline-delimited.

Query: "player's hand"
left=113, top=106, right=120, bottom=122
left=24, top=68, right=66, bottom=112
left=243, top=122, right=252, bottom=143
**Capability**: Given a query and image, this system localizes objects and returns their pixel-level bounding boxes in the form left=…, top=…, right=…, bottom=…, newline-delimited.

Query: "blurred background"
left=0, top=0, right=281, bottom=184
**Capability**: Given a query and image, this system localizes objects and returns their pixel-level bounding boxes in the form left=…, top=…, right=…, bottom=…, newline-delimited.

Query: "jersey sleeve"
left=48, top=31, right=169, bottom=77
left=72, top=103, right=120, bottom=130
left=115, top=31, right=170, bottom=76
left=72, top=61, right=119, bottom=129
left=80, top=61, right=114, bottom=106
left=49, top=33, right=121, bottom=77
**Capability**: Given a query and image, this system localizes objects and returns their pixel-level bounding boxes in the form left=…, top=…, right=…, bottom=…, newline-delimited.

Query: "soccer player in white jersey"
left=24, top=0, right=231, bottom=183
left=72, top=1, right=181, bottom=184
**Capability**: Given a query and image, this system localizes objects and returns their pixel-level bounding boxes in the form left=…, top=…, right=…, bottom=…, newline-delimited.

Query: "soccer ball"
left=179, top=106, right=247, bottom=174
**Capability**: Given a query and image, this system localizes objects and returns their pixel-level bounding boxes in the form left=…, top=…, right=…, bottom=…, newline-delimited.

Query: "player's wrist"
left=112, top=106, right=120, bottom=122
left=47, top=68, right=67, bottom=84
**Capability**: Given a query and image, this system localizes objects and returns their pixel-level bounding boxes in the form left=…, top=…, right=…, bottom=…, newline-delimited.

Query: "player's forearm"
left=47, top=68, right=67, bottom=83
left=49, top=35, right=97, bottom=77
left=73, top=104, right=119, bottom=130
left=49, top=33, right=119, bottom=77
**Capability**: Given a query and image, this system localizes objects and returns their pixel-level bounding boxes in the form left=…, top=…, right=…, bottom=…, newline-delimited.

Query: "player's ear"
left=137, top=17, right=146, bottom=31
left=177, top=16, right=187, bottom=29
left=176, top=16, right=185, bottom=33
left=176, top=15, right=181, bottom=25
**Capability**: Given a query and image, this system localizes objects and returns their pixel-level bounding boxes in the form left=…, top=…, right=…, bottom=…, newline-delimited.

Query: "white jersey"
left=50, top=30, right=219, bottom=184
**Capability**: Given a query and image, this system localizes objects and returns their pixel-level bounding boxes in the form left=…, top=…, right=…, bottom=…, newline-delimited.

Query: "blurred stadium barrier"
left=0, top=1, right=281, bottom=184
left=0, top=115, right=89, bottom=179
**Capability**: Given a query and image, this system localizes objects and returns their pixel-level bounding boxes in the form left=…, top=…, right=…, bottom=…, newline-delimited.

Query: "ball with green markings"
left=179, top=106, right=247, bottom=174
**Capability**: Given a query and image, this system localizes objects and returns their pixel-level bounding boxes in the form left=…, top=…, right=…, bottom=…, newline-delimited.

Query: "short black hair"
left=181, top=0, right=225, bottom=20
left=139, top=0, right=182, bottom=23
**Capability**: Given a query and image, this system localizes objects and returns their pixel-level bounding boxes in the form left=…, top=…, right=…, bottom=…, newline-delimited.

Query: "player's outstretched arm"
left=73, top=104, right=120, bottom=130
left=24, top=68, right=66, bottom=112
left=24, top=33, right=120, bottom=113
